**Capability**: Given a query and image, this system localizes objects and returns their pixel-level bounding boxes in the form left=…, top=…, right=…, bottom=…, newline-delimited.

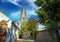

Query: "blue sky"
left=0, top=0, right=38, bottom=22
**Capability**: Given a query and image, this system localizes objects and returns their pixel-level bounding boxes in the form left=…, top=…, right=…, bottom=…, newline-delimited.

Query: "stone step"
left=23, top=40, right=34, bottom=42
left=17, top=39, right=34, bottom=42
left=17, top=39, right=23, bottom=42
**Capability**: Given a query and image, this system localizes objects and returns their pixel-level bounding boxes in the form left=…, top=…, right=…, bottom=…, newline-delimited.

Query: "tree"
left=19, top=22, right=28, bottom=38
left=35, top=0, right=60, bottom=41
left=27, top=17, right=38, bottom=39
left=35, top=0, right=60, bottom=25
left=22, top=22, right=28, bottom=32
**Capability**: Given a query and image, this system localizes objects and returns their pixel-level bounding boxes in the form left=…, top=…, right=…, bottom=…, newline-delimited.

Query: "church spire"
left=20, top=5, right=27, bottom=25
left=20, top=6, right=26, bottom=20
left=19, top=6, right=27, bottom=29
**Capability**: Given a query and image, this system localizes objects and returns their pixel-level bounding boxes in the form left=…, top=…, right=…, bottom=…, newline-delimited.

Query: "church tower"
left=19, top=6, right=27, bottom=29
left=20, top=6, right=27, bottom=23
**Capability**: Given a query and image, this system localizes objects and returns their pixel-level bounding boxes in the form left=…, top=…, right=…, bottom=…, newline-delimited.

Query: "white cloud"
left=26, top=0, right=36, bottom=8
left=26, top=9, right=37, bottom=19
left=1, top=0, right=36, bottom=8
left=38, top=23, right=45, bottom=31
left=27, top=9, right=37, bottom=16
left=8, top=0, right=22, bottom=7
left=2, top=0, right=22, bottom=7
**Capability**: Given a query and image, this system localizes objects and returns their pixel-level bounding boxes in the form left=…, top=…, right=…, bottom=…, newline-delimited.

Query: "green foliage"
left=27, top=19, right=37, bottom=39
left=28, top=19, right=37, bottom=31
left=44, top=20, right=57, bottom=30
left=22, top=22, right=28, bottom=32
left=19, top=22, right=28, bottom=38
left=35, top=0, right=60, bottom=22
left=35, top=0, right=60, bottom=40
left=18, top=31, right=22, bottom=38
left=19, top=20, right=37, bottom=39
left=35, top=0, right=60, bottom=28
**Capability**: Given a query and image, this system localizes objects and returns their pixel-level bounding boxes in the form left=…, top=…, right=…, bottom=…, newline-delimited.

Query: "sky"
left=0, top=0, right=45, bottom=30
left=0, top=0, right=38, bottom=22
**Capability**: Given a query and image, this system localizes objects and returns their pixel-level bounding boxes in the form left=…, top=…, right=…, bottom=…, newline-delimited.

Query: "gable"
left=0, top=12, right=12, bottom=28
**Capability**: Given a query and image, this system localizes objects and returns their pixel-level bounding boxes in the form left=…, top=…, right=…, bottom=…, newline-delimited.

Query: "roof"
left=0, top=12, right=20, bottom=30
left=0, top=12, right=10, bottom=21
left=12, top=21, right=20, bottom=30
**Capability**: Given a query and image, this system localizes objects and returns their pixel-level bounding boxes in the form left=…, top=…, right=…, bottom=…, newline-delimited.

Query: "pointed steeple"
left=20, top=6, right=26, bottom=20
left=19, top=6, right=27, bottom=29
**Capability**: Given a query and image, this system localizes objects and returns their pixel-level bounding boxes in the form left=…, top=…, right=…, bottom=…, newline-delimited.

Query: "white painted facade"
left=0, top=12, right=12, bottom=28
left=0, top=12, right=19, bottom=42
left=37, top=23, right=45, bottom=31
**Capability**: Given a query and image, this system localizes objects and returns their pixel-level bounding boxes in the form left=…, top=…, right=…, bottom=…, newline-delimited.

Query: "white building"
left=0, top=11, right=20, bottom=42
